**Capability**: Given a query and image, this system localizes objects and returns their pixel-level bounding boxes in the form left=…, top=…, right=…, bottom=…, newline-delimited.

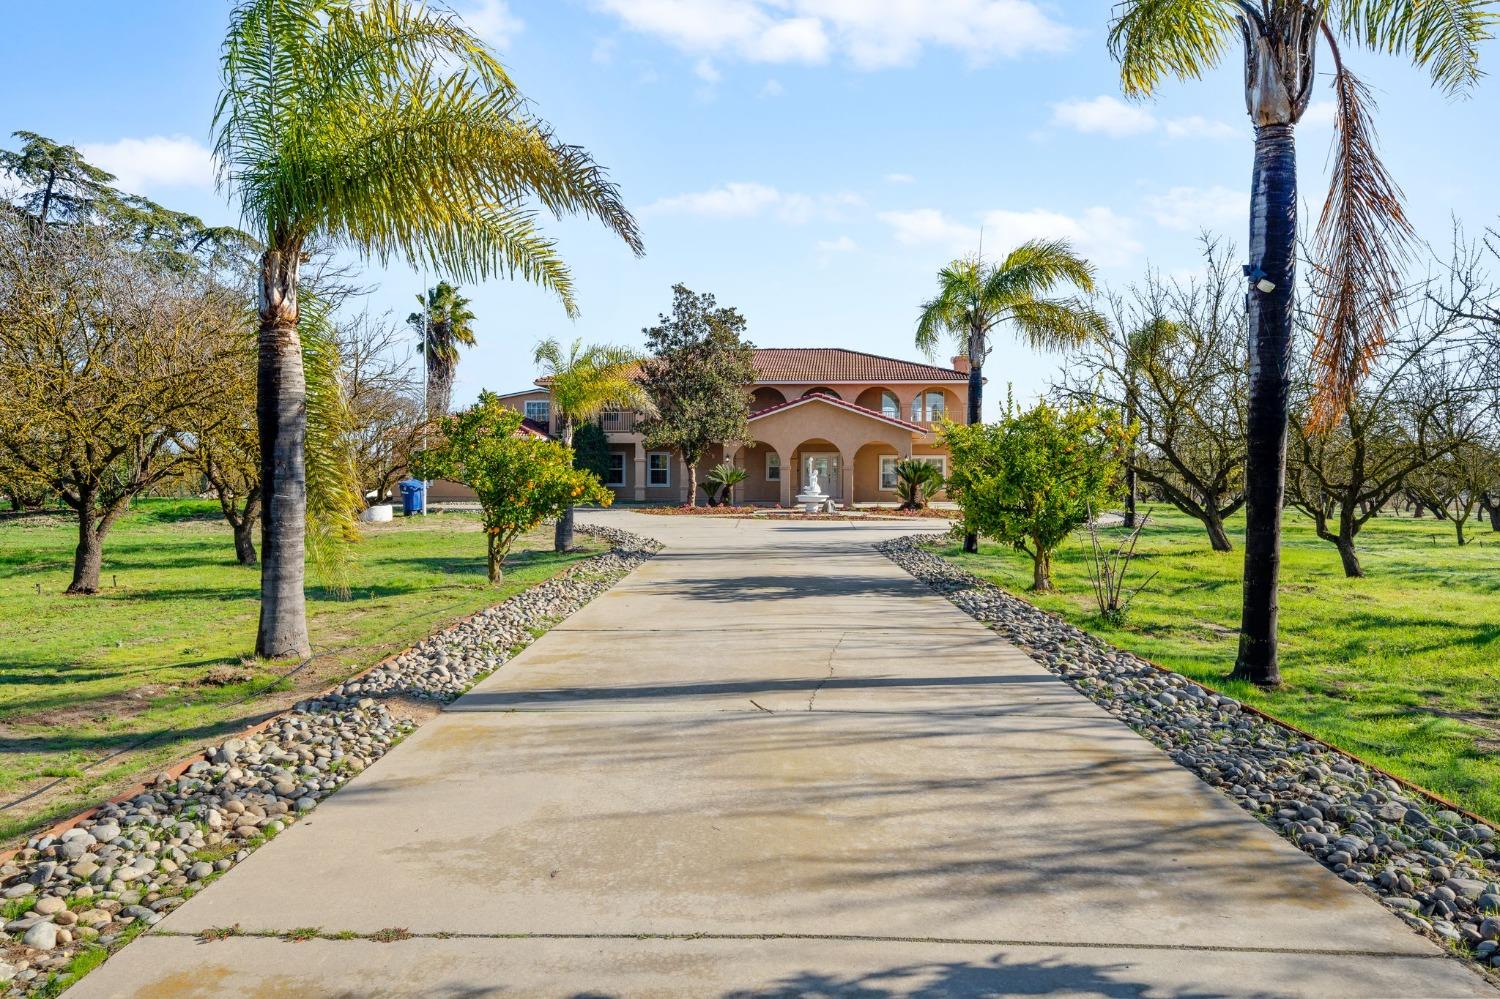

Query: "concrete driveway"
left=72, top=512, right=1492, bottom=998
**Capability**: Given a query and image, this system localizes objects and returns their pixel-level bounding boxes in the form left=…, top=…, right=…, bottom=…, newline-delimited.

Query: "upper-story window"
left=524, top=400, right=550, bottom=425
left=911, top=390, right=946, bottom=423
left=879, top=390, right=900, bottom=419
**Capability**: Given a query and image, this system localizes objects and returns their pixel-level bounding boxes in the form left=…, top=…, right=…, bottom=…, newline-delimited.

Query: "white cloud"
left=461, top=0, right=523, bottom=50
left=1164, top=114, right=1240, bottom=140
left=1144, top=185, right=1244, bottom=232
left=1301, top=100, right=1337, bottom=129
left=881, top=205, right=1143, bottom=267
left=592, top=37, right=618, bottom=64
left=591, top=0, right=1072, bottom=70
left=80, top=135, right=214, bottom=194
left=694, top=57, right=722, bottom=82
left=1051, top=96, right=1156, bottom=138
left=884, top=172, right=916, bottom=184
left=759, top=78, right=785, bottom=97
left=644, top=181, right=862, bottom=223
left=878, top=208, right=979, bottom=249
left=816, top=235, right=858, bottom=252
left=1052, top=96, right=1239, bottom=142
left=981, top=206, right=1143, bottom=268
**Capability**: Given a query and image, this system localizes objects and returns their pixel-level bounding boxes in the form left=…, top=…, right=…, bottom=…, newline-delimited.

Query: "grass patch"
left=2, top=896, right=35, bottom=920
left=283, top=926, right=322, bottom=942
left=940, top=508, right=1500, bottom=825
left=0, top=500, right=602, bottom=844
left=199, top=924, right=242, bottom=942
left=371, top=926, right=412, bottom=943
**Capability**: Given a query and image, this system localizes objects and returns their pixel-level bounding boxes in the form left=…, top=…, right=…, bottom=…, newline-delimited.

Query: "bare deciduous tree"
left=0, top=219, right=242, bottom=592
left=1287, top=288, right=1483, bottom=574
left=1061, top=240, right=1247, bottom=552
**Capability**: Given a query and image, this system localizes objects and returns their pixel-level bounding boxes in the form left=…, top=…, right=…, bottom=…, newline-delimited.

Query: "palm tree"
left=1109, top=2, right=1492, bottom=686
left=894, top=459, right=944, bottom=511
left=533, top=338, right=654, bottom=551
left=916, top=239, right=1107, bottom=552
left=215, top=0, right=643, bottom=659
left=408, top=281, right=477, bottom=417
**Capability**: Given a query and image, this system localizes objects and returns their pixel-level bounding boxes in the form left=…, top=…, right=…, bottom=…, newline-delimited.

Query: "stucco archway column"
left=632, top=442, right=646, bottom=502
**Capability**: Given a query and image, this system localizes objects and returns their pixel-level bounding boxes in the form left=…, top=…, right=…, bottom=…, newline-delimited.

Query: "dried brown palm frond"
left=1309, top=49, right=1416, bottom=429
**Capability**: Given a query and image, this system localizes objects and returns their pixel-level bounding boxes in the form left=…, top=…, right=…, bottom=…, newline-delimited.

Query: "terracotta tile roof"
left=517, top=418, right=551, bottom=438
left=751, top=348, right=966, bottom=383
left=747, top=393, right=930, bottom=434
left=531, top=348, right=965, bottom=389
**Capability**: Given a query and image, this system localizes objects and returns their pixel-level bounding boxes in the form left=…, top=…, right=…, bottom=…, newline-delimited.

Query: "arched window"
left=879, top=390, right=900, bottom=419
left=911, top=390, right=946, bottom=423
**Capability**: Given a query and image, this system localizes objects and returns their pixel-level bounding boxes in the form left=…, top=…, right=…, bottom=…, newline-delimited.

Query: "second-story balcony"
left=598, top=410, right=640, bottom=434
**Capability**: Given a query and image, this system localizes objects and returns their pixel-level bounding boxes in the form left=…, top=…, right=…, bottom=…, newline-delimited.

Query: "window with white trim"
left=524, top=400, right=550, bottom=425
left=647, top=452, right=671, bottom=487
left=880, top=454, right=946, bottom=491
left=910, top=390, right=946, bottom=423
left=605, top=453, right=626, bottom=487
left=766, top=452, right=780, bottom=481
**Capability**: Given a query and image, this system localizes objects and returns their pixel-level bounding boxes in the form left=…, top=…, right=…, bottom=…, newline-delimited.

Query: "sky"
left=5, top=1, right=1500, bottom=419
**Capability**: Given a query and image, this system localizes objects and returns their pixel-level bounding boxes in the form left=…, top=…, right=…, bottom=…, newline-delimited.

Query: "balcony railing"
left=597, top=410, right=639, bottom=434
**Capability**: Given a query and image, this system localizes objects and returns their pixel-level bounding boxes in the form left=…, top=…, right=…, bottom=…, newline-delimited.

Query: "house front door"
left=804, top=454, right=841, bottom=499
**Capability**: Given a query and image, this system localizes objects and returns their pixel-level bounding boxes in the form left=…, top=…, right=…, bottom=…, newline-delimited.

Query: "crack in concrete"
left=807, top=632, right=845, bottom=711
left=159, top=928, right=1455, bottom=960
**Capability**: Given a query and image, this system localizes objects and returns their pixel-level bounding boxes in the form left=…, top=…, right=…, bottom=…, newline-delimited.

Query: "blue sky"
left=6, top=1, right=1499, bottom=418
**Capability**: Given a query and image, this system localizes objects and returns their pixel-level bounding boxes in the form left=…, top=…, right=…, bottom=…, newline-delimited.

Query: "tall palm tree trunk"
left=1123, top=389, right=1139, bottom=529
left=554, top=416, right=576, bottom=552
left=256, top=247, right=312, bottom=660
left=1232, top=123, right=1297, bottom=687
left=963, top=330, right=983, bottom=554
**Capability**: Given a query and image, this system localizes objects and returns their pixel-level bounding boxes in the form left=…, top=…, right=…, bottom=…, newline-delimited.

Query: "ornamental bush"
left=415, top=393, right=612, bottom=581
left=941, top=401, right=1129, bottom=591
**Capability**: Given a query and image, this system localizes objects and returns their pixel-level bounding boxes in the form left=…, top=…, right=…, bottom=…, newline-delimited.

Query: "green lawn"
left=940, top=508, right=1500, bottom=825
left=0, top=499, right=600, bottom=843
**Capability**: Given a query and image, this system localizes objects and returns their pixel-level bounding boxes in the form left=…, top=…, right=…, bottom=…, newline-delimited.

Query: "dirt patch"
left=1421, top=705, right=1500, bottom=754
left=375, top=694, right=445, bottom=726
left=198, top=665, right=257, bottom=687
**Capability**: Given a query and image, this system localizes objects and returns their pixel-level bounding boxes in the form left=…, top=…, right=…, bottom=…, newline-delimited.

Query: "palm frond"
left=1007, top=297, right=1111, bottom=351
left=215, top=0, right=639, bottom=313
left=1332, top=0, right=1498, bottom=94
left=1108, top=0, right=1241, bottom=97
left=299, top=292, right=362, bottom=596
left=988, top=239, right=1098, bottom=300
left=538, top=338, right=651, bottom=422
left=1309, top=64, right=1416, bottom=428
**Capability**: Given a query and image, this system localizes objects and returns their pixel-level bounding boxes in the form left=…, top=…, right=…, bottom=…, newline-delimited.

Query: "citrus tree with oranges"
left=416, top=392, right=611, bottom=581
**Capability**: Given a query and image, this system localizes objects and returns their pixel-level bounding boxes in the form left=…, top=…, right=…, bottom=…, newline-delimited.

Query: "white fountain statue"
left=795, top=465, right=834, bottom=513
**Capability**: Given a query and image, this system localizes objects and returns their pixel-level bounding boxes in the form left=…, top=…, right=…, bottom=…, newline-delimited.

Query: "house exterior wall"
left=493, top=352, right=970, bottom=507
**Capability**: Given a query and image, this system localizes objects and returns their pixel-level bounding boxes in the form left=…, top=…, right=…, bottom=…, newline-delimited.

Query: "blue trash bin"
left=398, top=479, right=426, bottom=516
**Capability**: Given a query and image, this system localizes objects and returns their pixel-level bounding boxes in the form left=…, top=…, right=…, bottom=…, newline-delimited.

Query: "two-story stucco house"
left=488, top=348, right=970, bottom=507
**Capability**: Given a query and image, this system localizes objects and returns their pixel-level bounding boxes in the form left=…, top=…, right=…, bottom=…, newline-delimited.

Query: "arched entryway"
left=800, top=386, right=842, bottom=400
left=788, top=438, right=844, bottom=503
left=734, top=441, right=783, bottom=504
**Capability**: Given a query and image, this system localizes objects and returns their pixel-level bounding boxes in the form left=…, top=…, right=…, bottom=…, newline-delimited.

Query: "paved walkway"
left=75, top=513, right=1492, bottom=998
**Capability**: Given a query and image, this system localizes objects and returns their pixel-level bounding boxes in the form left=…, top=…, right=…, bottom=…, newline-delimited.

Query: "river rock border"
left=878, top=535, right=1500, bottom=981
left=0, top=525, right=660, bottom=995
